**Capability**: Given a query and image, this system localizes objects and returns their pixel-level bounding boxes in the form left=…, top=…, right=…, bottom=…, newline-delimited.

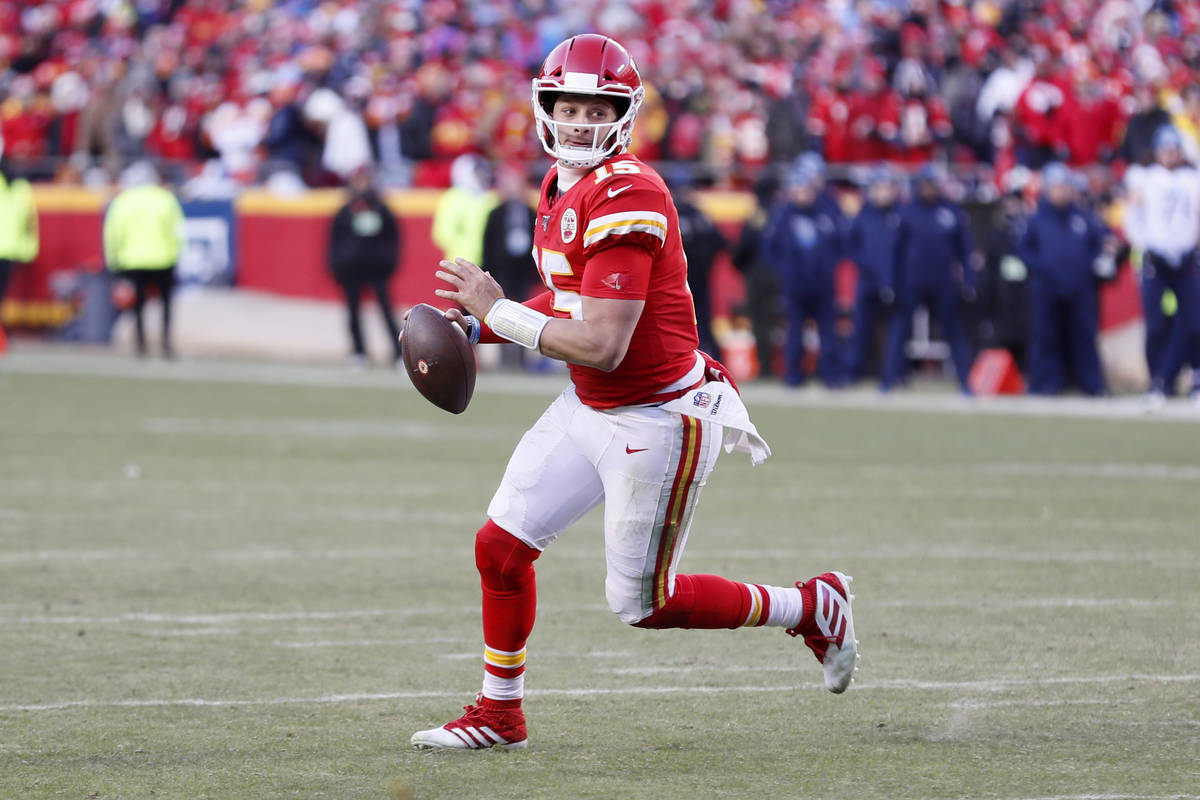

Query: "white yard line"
left=876, top=598, right=1174, bottom=609
left=138, top=416, right=510, bottom=441
left=0, top=478, right=440, bottom=496
left=3, top=608, right=469, bottom=625
left=977, top=461, right=1200, bottom=481
left=4, top=674, right=1196, bottom=714
left=270, top=638, right=461, bottom=649
left=1008, top=796, right=1199, bottom=800
left=841, top=461, right=1200, bottom=482
left=862, top=674, right=1200, bottom=691
left=686, top=545, right=1194, bottom=565
left=0, top=549, right=142, bottom=564
left=439, top=651, right=634, bottom=661
left=944, top=697, right=1135, bottom=710
left=0, top=541, right=479, bottom=565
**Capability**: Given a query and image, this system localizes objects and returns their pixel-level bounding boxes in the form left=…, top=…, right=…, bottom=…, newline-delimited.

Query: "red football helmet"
left=532, top=34, right=645, bottom=169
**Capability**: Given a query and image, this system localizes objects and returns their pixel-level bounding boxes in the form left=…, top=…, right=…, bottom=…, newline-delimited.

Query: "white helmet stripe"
left=564, top=71, right=599, bottom=89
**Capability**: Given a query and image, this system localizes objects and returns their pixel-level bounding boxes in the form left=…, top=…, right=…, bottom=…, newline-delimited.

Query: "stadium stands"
left=1, top=0, right=1197, bottom=189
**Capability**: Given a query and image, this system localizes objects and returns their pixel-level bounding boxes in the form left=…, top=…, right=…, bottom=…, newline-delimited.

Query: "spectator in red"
left=807, top=62, right=856, bottom=163
left=0, top=78, right=53, bottom=162
left=1060, top=66, right=1122, bottom=166
left=730, top=86, right=770, bottom=176
left=846, top=58, right=889, bottom=163
left=1013, top=46, right=1070, bottom=168
left=145, top=104, right=197, bottom=163
left=879, top=60, right=951, bottom=164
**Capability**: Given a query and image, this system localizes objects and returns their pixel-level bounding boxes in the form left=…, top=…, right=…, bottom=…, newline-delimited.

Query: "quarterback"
left=411, top=34, right=858, bottom=751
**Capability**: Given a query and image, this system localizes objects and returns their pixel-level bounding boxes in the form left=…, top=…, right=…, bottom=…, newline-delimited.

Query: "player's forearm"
left=537, top=318, right=633, bottom=372
left=537, top=295, right=645, bottom=371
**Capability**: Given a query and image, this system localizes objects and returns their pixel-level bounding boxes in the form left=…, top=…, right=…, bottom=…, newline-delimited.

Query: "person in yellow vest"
left=104, top=162, right=185, bottom=358
left=431, top=153, right=496, bottom=266
left=0, top=133, right=40, bottom=326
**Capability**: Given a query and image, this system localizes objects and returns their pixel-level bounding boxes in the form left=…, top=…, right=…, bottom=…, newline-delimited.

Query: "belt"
left=634, top=375, right=708, bottom=407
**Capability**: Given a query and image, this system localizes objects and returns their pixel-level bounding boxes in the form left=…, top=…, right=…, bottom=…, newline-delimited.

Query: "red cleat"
left=411, top=696, right=528, bottom=750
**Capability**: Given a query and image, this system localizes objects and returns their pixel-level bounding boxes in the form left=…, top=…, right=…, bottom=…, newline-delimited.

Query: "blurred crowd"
left=1, top=0, right=1199, bottom=190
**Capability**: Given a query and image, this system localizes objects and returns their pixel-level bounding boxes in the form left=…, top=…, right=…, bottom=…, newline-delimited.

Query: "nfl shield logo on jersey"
left=561, top=208, right=578, bottom=243
left=693, top=392, right=712, bottom=409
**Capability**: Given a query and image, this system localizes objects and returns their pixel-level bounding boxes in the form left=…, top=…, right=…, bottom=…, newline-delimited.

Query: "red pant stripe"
left=653, top=415, right=703, bottom=609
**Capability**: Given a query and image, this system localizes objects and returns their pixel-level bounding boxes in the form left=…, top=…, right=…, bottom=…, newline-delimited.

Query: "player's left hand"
left=700, top=350, right=740, bottom=394
left=434, top=258, right=505, bottom=319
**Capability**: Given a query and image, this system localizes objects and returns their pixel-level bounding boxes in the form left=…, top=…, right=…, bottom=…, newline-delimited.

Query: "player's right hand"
left=435, top=258, right=505, bottom=320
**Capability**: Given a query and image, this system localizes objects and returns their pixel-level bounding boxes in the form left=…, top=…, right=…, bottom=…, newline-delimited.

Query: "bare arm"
left=538, top=295, right=644, bottom=372
left=434, top=257, right=643, bottom=372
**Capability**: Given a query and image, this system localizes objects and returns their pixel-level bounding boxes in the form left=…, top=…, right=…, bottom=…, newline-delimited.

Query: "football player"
left=410, top=34, right=858, bottom=751
left=1124, top=126, right=1200, bottom=403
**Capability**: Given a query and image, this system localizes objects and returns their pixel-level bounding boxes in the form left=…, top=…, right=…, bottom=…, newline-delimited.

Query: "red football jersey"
left=532, top=153, right=699, bottom=408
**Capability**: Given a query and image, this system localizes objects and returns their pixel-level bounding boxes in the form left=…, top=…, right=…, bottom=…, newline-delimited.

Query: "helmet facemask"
left=532, top=81, right=644, bottom=170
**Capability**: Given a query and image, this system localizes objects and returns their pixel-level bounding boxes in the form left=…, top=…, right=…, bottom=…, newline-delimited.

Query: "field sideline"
left=1, top=347, right=1197, bottom=800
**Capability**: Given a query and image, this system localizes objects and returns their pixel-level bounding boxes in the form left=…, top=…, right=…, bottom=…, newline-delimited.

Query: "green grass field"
left=1, top=351, right=1197, bottom=800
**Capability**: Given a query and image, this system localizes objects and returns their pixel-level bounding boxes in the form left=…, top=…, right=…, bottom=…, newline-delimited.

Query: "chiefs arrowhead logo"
left=602, top=272, right=630, bottom=291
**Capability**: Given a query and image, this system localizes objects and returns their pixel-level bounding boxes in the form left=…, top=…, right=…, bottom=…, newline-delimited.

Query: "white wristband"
left=484, top=298, right=550, bottom=350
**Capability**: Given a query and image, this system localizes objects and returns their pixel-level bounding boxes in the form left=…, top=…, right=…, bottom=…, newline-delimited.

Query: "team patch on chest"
left=560, top=208, right=578, bottom=243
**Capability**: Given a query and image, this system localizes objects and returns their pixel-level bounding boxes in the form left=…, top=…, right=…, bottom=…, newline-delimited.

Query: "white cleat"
left=788, top=571, right=859, bottom=693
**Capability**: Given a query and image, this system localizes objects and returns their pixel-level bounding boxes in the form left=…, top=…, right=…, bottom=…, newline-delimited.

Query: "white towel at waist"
left=658, top=381, right=771, bottom=466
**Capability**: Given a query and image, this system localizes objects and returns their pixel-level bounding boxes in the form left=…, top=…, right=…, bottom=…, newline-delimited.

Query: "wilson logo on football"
left=560, top=208, right=578, bottom=243
left=417, top=360, right=430, bottom=375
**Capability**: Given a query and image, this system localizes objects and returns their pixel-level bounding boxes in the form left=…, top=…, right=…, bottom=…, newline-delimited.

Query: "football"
left=401, top=303, right=477, bottom=414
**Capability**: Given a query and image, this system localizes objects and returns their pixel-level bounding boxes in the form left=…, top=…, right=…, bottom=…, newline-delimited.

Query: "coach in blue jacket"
left=882, top=165, right=976, bottom=392
left=1016, top=163, right=1108, bottom=395
left=764, top=164, right=844, bottom=387
left=846, top=166, right=901, bottom=381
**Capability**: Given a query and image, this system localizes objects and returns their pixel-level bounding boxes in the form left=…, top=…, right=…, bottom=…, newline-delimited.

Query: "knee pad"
left=605, top=580, right=650, bottom=626
left=475, top=520, right=540, bottom=591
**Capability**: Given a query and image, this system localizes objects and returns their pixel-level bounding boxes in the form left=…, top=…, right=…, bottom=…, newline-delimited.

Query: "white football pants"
left=488, top=386, right=722, bottom=623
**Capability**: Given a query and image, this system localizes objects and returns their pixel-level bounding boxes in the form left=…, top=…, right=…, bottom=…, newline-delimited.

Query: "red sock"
left=477, top=695, right=522, bottom=711
left=475, top=520, right=540, bottom=701
left=633, top=574, right=761, bottom=630
left=796, top=577, right=817, bottom=632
